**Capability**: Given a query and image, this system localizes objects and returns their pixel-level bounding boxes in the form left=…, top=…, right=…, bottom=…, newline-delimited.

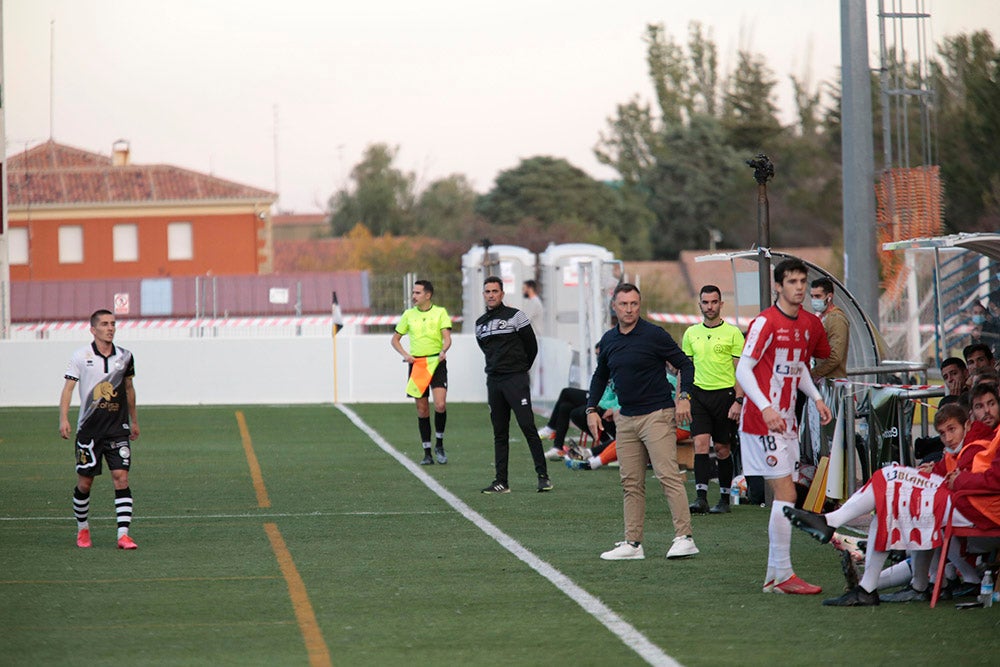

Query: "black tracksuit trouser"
left=487, top=372, right=548, bottom=485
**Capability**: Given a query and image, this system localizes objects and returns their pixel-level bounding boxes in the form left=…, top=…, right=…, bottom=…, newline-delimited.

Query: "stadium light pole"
left=840, top=0, right=880, bottom=322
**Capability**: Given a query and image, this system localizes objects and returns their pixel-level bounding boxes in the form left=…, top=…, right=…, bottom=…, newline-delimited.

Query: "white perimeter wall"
left=0, top=334, right=574, bottom=408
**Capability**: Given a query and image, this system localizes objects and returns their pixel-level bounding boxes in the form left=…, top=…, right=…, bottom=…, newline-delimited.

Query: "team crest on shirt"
left=93, top=382, right=117, bottom=401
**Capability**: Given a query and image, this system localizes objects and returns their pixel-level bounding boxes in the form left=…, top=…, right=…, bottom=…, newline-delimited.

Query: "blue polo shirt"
left=588, top=318, right=695, bottom=417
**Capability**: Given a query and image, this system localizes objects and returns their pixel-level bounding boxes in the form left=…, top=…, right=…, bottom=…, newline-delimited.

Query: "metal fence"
left=878, top=247, right=999, bottom=365
left=366, top=272, right=465, bottom=333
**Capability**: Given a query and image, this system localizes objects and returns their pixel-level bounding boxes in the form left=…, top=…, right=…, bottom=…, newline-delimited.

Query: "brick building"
left=6, top=139, right=277, bottom=281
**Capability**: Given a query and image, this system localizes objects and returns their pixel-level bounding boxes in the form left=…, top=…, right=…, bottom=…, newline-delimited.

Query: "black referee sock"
left=435, top=411, right=447, bottom=448
left=717, top=455, right=734, bottom=495
left=418, top=416, right=431, bottom=444
left=694, top=454, right=710, bottom=498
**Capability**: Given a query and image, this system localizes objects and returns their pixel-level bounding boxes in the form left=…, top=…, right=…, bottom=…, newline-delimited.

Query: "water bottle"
left=979, top=570, right=994, bottom=608
left=730, top=484, right=740, bottom=506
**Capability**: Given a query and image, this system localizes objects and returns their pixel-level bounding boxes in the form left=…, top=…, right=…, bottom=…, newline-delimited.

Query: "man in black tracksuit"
left=475, top=276, right=552, bottom=494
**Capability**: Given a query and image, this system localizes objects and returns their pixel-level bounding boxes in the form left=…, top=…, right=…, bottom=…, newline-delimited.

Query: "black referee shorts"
left=690, top=386, right=736, bottom=444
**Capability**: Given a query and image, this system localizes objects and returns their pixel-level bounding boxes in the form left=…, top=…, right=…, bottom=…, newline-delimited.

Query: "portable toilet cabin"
left=461, top=244, right=537, bottom=327
left=537, top=243, right=619, bottom=382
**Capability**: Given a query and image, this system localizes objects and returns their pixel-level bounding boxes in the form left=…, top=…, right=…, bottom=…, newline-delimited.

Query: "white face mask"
left=810, top=298, right=827, bottom=313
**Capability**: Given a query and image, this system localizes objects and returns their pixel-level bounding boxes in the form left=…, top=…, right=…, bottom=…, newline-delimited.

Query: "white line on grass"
left=336, top=403, right=682, bottom=667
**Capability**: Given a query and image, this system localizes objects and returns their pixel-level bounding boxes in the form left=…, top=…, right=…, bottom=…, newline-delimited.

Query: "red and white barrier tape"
left=12, top=314, right=465, bottom=332
left=647, top=313, right=754, bottom=326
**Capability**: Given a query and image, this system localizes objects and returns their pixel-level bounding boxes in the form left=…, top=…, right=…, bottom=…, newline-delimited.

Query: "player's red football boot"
left=117, top=534, right=138, bottom=550
left=76, top=528, right=92, bottom=548
left=773, top=574, right=822, bottom=595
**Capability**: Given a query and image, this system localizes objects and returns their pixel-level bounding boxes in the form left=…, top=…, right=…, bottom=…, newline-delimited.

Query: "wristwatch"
left=735, top=396, right=744, bottom=404
left=677, top=392, right=691, bottom=401
left=585, top=407, right=598, bottom=414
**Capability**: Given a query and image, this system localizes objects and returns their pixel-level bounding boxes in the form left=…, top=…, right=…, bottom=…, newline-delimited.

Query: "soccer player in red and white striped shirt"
left=735, top=258, right=832, bottom=595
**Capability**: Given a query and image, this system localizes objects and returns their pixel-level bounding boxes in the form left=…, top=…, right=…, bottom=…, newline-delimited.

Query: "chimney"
left=112, top=139, right=131, bottom=166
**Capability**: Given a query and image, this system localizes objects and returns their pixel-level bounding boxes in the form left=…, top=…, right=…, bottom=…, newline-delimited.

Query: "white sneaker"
left=544, top=446, right=564, bottom=461
left=600, top=541, right=645, bottom=560
left=666, top=535, right=699, bottom=559
left=538, top=426, right=556, bottom=439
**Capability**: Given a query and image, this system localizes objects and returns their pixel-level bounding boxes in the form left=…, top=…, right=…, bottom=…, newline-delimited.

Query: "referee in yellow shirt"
left=391, top=280, right=453, bottom=465
left=681, top=285, right=745, bottom=513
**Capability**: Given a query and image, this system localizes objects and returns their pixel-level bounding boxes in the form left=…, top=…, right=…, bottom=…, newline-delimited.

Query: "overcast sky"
left=5, top=0, right=999, bottom=213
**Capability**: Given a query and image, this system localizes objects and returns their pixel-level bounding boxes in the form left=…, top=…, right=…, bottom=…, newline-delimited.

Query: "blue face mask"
left=973, top=314, right=986, bottom=325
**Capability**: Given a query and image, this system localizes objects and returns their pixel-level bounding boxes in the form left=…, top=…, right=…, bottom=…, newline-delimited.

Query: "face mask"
left=522, top=292, right=530, bottom=299
left=973, top=314, right=986, bottom=325
left=811, top=298, right=827, bottom=313
left=944, top=443, right=962, bottom=455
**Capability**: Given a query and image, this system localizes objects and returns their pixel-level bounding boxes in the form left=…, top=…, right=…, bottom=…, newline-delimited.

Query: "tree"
left=474, top=156, right=634, bottom=256
left=722, top=50, right=783, bottom=152
left=412, top=174, right=478, bottom=240
left=476, top=156, right=614, bottom=228
left=594, top=97, right=661, bottom=187
left=933, top=31, right=1000, bottom=231
left=328, top=144, right=416, bottom=236
left=644, top=114, right=745, bottom=256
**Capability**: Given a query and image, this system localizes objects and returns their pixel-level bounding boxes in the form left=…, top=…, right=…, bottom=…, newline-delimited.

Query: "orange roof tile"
left=7, top=140, right=276, bottom=207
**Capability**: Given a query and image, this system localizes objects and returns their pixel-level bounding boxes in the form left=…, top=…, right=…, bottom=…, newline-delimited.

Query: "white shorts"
left=740, top=430, right=799, bottom=479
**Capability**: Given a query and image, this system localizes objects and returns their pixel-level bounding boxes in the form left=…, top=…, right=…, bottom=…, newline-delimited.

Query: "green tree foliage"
left=476, top=156, right=613, bottom=226
left=645, top=114, right=745, bottom=255
left=473, top=156, right=637, bottom=255
left=722, top=50, right=783, bottom=152
left=594, top=97, right=661, bottom=187
left=412, top=174, right=478, bottom=239
left=328, top=144, right=416, bottom=236
left=933, top=31, right=1000, bottom=231
left=597, top=21, right=841, bottom=259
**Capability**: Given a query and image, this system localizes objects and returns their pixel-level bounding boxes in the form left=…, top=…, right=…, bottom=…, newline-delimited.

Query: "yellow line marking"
left=264, top=522, right=331, bottom=667
left=236, top=410, right=271, bottom=508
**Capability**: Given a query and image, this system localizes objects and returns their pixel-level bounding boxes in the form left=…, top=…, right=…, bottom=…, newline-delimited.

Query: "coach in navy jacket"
left=586, top=282, right=699, bottom=561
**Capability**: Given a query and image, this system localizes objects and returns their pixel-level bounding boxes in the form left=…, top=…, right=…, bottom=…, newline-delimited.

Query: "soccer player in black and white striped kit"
left=59, top=309, right=140, bottom=549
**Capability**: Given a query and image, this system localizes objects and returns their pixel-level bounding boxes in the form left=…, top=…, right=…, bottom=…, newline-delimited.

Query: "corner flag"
left=332, top=291, right=344, bottom=336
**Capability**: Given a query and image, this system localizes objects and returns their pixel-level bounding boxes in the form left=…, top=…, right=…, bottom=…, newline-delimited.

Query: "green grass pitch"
left=1, top=404, right=997, bottom=666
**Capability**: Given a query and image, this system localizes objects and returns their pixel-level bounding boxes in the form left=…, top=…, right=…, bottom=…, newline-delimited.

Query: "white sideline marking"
left=336, top=403, right=681, bottom=667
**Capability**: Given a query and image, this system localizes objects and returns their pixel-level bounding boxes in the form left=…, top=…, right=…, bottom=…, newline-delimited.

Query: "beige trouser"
left=616, top=407, right=693, bottom=544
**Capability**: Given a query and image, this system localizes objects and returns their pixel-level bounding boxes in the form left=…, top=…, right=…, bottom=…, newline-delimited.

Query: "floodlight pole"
left=747, top=154, right=775, bottom=309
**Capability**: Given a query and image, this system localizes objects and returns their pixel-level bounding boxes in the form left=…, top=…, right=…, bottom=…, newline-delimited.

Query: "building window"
left=58, top=225, right=84, bottom=264
left=9, top=228, right=29, bottom=265
left=167, top=222, right=193, bottom=260
left=113, top=224, right=139, bottom=262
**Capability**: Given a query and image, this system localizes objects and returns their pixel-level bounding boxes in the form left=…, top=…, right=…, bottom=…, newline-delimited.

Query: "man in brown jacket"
left=810, top=278, right=849, bottom=381
left=802, top=278, right=850, bottom=462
